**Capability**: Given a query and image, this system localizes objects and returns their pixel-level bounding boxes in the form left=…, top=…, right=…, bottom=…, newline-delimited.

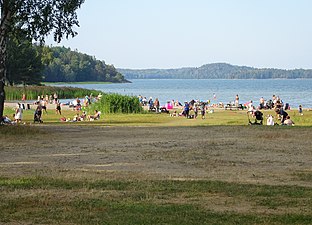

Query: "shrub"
left=89, top=93, right=143, bottom=114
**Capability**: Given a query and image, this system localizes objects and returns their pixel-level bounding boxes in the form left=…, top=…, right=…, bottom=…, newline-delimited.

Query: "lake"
left=53, top=79, right=312, bottom=108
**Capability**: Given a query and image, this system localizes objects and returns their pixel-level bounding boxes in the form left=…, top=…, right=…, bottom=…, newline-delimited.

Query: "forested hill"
left=118, top=63, right=312, bottom=79
left=44, top=46, right=128, bottom=83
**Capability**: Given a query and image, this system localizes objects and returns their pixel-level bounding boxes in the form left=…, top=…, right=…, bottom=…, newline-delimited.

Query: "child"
left=266, top=115, right=274, bottom=126
left=298, top=105, right=303, bottom=115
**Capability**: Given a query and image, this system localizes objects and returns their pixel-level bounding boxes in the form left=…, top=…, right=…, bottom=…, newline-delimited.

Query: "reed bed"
left=4, top=85, right=100, bottom=100
left=89, top=93, right=143, bottom=114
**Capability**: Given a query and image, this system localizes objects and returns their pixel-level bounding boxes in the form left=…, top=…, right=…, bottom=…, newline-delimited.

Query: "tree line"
left=7, top=43, right=128, bottom=85
left=118, top=63, right=312, bottom=79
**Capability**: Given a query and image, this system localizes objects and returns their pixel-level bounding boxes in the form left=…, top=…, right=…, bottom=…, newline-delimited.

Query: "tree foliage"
left=118, top=63, right=312, bottom=79
left=0, top=0, right=85, bottom=118
left=43, top=46, right=128, bottom=83
left=7, top=34, right=43, bottom=86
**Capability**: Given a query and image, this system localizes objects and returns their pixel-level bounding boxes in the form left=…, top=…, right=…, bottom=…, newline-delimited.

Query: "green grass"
left=3, top=106, right=312, bottom=127
left=0, top=177, right=311, bottom=224
left=2, top=106, right=312, bottom=224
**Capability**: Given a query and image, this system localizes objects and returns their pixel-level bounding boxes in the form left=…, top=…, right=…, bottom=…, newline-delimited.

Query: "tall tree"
left=7, top=35, right=43, bottom=86
left=0, top=0, right=84, bottom=119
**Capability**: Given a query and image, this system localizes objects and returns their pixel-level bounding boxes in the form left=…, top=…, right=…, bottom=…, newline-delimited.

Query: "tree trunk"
left=0, top=1, right=10, bottom=120
left=0, top=27, right=6, bottom=120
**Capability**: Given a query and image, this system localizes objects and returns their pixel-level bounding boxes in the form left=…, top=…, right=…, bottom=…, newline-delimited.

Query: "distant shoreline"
left=118, top=63, right=312, bottom=80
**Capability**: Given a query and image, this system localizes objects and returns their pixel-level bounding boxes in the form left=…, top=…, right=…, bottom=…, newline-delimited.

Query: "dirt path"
left=1, top=125, right=312, bottom=187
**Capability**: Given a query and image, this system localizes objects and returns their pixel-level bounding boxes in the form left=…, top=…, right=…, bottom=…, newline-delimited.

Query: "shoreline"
left=4, top=101, right=312, bottom=112
left=4, top=101, right=71, bottom=110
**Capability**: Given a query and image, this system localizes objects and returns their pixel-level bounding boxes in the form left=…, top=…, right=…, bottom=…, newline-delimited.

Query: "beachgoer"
left=283, top=115, right=295, bottom=126
left=247, top=100, right=254, bottom=114
left=80, top=111, right=87, bottom=121
left=88, top=110, right=101, bottom=121
left=275, top=108, right=288, bottom=124
left=193, top=102, right=199, bottom=119
left=148, top=97, right=153, bottom=110
left=73, top=113, right=80, bottom=122
left=53, top=93, right=58, bottom=104
left=170, top=110, right=177, bottom=117
left=235, top=94, right=239, bottom=107
left=41, top=99, right=48, bottom=114
left=22, top=93, right=26, bottom=101
left=259, top=97, right=265, bottom=109
left=35, top=105, right=43, bottom=122
left=154, top=98, right=160, bottom=112
left=97, top=93, right=103, bottom=100
left=14, top=104, right=23, bottom=123
left=56, top=101, right=61, bottom=115
left=266, top=115, right=274, bottom=126
left=183, top=101, right=190, bottom=118
left=200, top=102, right=206, bottom=119
left=298, top=105, right=303, bottom=115
left=2, top=115, right=13, bottom=124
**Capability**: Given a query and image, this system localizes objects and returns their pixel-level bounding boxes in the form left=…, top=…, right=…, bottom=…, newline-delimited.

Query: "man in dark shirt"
left=275, top=108, right=288, bottom=124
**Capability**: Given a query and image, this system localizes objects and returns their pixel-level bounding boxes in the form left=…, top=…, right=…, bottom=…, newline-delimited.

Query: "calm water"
left=53, top=79, right=312, bottom=108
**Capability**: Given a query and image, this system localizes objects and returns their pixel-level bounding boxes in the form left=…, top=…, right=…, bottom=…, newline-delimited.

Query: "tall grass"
left=4, top=86, right=101, bottom=100
left=89, top=93, right=143, bottom=114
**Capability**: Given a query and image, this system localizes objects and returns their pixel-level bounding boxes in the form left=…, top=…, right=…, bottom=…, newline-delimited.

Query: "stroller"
left=34, top=109, right=43, bottom=123
left=248, top=110, right=263, bottom=125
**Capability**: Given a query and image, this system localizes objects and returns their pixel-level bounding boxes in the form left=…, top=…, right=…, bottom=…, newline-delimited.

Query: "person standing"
left=235, top=94, right=239, bottom=107
left=298, top=105, right=303, bottom=115
left=148, top=97, right=153, bottom=111
left=22, top=93, right=26, bottom=101
left=53, top=93, right=58, bottom=104
left=200, top=102, right=206, bottom=119
left=154, top=98, right=160, bottom=112
left=14, top=103, right=23, bottom=123
left=184, top=101, right=190, bottom=118
left=259, top=97, right=265, bottom=109
left=56, top=101, right=62, bottom=115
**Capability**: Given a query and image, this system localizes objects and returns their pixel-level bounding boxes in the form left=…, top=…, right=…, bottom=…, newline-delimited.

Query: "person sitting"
left=266, top=115, right=274, bottom=126
left=80, top=111, right=87, bottom=121
left=275, top=108, right=288, bottom=124
left=88, top=110, right=101, bottom=121
left=170, top=110, right=178, bottom=117
left=73, top=113, right=80, bottom=122
left=1, top=115, right=13, bottom=124
left=283, top=116, right=295, bottom=126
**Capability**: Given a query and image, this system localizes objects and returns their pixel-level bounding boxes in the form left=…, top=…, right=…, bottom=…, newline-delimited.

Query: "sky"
left=47, top=0, right=312, bottom=69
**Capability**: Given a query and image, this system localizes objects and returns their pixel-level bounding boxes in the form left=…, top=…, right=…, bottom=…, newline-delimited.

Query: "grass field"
left=1, top=106, right=312, bottom=224
left=3, top=105, right=312, bottom=126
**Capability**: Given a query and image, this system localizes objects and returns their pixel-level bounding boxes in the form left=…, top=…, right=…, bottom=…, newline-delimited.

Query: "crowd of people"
left=1, top=92, right=305, bottom=126
left=139, top=94, right=303, bottom=126
left=1, top=92, right=102, bottom=125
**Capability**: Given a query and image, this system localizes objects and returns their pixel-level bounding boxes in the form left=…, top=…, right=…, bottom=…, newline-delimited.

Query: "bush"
left=89, top=93, right=143, bottom=114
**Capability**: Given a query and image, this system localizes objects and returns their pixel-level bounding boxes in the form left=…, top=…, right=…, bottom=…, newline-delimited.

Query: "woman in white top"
left=14, top=104, right=23, bottom=122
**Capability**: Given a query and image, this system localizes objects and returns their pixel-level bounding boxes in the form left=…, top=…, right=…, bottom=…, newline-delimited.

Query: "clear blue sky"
left=47, top=0, right=312, bottom=69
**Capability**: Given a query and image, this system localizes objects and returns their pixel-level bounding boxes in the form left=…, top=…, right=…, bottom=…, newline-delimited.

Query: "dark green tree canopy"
left=7, top=34, right=43, bottom=85
left=43, top=46, right=128, bottom=83
left=2, top=0, right=84, bottom=42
